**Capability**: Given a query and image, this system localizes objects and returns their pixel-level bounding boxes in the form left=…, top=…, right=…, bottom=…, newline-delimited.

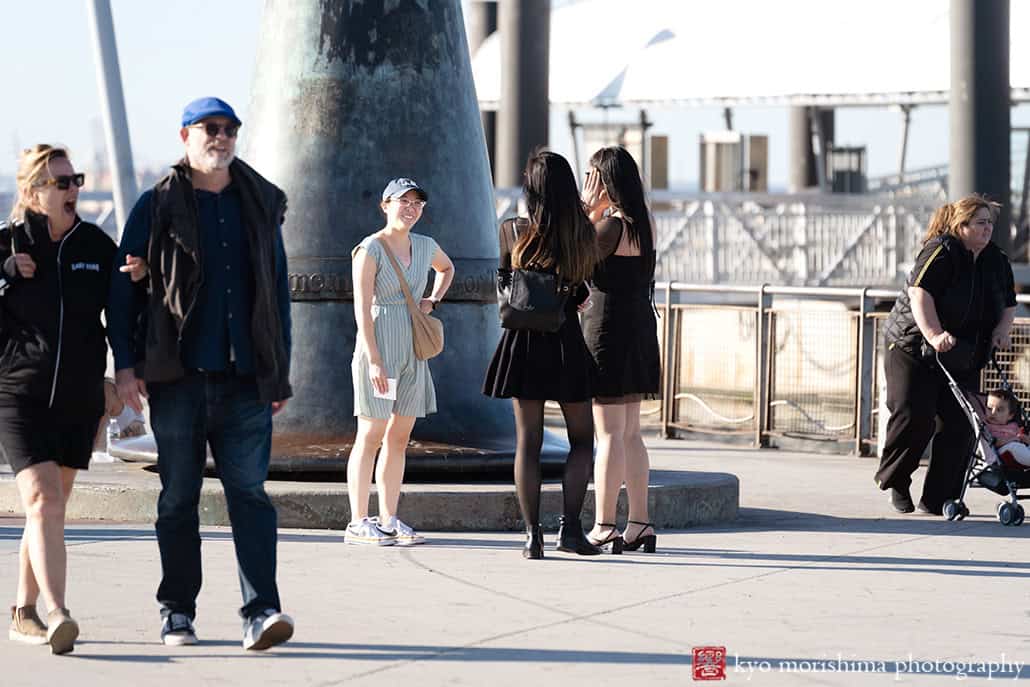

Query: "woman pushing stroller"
left=875, top=194, right=1017, bottom=516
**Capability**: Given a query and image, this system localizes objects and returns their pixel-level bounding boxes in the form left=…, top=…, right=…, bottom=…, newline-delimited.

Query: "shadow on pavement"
left=73, top=640, right=695, bottom=664
left=55, top=643, right=1030, bottom=678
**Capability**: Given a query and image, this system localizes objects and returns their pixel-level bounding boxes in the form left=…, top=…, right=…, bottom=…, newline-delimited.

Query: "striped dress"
left=351, top=232, right=439, bottom=419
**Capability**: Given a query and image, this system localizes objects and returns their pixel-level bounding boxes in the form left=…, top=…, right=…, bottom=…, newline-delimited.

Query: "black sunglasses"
left=38, top=173, right=85, bottom=191
left=190, top=122, right=239, bottom=138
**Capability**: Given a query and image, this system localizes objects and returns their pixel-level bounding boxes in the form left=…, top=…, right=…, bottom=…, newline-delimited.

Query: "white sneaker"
left=243, top=609, right=294, bottom=651
left=377, top=516, right=426, bottom=546
left=161, top=613, right=198, bottom=646
left=344, top=517, right=396, bottom=546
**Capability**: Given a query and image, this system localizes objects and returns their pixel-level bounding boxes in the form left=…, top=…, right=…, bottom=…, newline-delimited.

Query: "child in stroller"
left=983, top=389, right=1030, bottom=468
left=937, top=353, right=1030, bottom=526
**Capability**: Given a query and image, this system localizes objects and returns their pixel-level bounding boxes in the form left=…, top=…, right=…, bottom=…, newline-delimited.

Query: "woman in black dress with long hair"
left=581, top=146, right=661, bottom=553
left=483, top=151, right=601, bottom=559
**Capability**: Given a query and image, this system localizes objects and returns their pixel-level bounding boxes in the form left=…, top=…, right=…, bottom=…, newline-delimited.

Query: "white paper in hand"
left=373, top=378, right=398, bottom=400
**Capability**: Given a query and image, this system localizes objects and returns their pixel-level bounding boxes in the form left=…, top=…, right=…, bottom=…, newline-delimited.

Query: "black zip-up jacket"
left=884, top=234, right=1016, bottom=369
left=129, top=158, right=292, bottom=402
left=0, top=212, right=116, bottom=414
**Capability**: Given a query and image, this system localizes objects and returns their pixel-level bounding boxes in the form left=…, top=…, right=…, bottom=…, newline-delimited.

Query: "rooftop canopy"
left=471, top=0, right=1030, bottom=109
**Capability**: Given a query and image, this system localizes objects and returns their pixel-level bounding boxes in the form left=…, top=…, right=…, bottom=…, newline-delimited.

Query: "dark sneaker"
left=161, top=612, right=198, bottom=646
left=45, top=608, right=78, bottom=655
left=243, top=609, right=294, bottom=651
left=889, top=487, right=915, bottom=513
left=9, top=605, right=47, bottom=645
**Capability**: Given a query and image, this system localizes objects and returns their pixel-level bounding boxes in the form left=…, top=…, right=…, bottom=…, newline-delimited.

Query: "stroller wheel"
left=943, top=500, right=965, bottom=521
left=998, top=502, right=1019, bottom=526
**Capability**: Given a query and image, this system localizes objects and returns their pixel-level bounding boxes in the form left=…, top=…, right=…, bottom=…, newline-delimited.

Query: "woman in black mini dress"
left=580, top=146, right=661, bottom=553
left=483, top=151, right=601, bottom=559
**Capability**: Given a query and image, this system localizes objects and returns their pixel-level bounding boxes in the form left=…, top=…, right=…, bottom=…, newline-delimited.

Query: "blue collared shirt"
left=108, top=184, right=291, bottom=376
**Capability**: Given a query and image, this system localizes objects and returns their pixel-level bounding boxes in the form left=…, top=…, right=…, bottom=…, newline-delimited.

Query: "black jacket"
left=141, top=158, right=292, bottom=402
left=885, top=235, right=1016, bottom=369
left=0, top=212, right=116, bottom=414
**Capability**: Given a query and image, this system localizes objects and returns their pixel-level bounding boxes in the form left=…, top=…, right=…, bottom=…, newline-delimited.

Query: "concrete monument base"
left=0, top=459, right=738, bottom=532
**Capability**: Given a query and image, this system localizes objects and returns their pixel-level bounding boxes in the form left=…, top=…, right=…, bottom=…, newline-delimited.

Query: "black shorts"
left=0, top=399, right=100, bottom=475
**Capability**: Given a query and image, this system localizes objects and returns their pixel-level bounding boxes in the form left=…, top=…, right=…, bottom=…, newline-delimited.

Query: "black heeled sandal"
left=523, top=524, right=544, bottom=559
left=556, top=516, right=602, bottom=555
left=622, top=520, right=657, bottom=553
left=586, top=522, right=624, bottom=554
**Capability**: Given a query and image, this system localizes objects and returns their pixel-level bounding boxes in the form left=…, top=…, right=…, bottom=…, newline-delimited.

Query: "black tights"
left=512, top=399, right=594, bottom=528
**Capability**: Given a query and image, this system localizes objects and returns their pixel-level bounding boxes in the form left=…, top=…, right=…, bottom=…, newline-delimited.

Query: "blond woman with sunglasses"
left=0, top=145, right=116, bottom=654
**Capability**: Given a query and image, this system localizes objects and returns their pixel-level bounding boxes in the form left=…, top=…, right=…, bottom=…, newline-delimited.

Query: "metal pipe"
left=86, top=0, right=137, bottom=235
left=1019, top=130, right=1030, bottom=257
left=950, top=0, right=1011, bottom=252
left=809, top=108, right=828, bottom=192
left=568, top=110, right=581, bottom=180
left=897, top=105, right=913, bottom=180
left=495, top=0, right=550, bottom=187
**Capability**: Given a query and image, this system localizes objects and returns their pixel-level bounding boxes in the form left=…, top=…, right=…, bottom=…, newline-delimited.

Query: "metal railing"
left=654, top=283, right=1030, bottom=455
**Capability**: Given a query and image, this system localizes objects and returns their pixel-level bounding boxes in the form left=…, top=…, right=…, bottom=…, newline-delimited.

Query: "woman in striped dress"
left=345, top=178, right=454, bottom=546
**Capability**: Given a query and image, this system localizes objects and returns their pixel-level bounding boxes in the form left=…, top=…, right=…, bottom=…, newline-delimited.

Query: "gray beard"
left=205, top=151, right=235, bottom=170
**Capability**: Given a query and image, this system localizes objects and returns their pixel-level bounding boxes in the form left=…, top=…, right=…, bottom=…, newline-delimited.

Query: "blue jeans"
left=150, top=371, right=281, bottom=621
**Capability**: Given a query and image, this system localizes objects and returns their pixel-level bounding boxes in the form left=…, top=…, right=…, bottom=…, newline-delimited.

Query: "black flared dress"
left=581, top=217, right=661, bottom=403
left=482, top=219, right=594, bottom=402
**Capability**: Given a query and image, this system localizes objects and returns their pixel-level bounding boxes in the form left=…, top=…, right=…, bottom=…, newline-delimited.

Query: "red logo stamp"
left=693, top=646, right=727, bottom=681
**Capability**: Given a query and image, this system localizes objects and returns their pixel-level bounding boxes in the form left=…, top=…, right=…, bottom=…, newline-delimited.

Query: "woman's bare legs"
left=347, top=417, right=388, bottom=520
left=621, top=401, right=653, bottom=542
left=15, top=464, right=77, bottom=613
left=376, top=415, right=416, bottom=519
left=588, top=403, right=627, bottom=542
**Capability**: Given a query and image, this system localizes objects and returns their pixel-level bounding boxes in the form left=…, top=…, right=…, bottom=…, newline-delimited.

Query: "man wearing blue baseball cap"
left=108, top=97, right=294, bottom=651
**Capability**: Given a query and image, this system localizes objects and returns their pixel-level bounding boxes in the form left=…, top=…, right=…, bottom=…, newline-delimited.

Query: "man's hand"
left=11, top=254, right=36, bottom=278
left=114, top=368, right=148, bottom=415
left=272, top=400, right=288, bottom=416
left=120, top=254, right=148, bottom=282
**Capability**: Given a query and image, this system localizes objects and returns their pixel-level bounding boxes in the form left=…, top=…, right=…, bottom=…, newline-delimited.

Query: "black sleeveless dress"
left=482, top=219, right=594, bottom=402
left=581, top=217, right=661, bottom=403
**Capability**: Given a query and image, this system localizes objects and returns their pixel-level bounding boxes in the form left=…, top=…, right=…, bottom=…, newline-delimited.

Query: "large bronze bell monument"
left=244, top=0, right=539, bottom=470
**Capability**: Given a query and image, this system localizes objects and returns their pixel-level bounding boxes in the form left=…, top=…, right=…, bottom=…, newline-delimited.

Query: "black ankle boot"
left=556, top=516, right=602, bottom=556
left=523, top=525, right=544, bottom=559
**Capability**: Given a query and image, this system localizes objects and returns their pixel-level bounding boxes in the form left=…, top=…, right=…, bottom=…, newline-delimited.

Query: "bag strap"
left=376, top=237, right=423, bottom=320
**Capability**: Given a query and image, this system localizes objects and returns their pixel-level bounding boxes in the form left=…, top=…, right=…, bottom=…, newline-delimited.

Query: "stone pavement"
left=1, top=438, right=1028, bottom=686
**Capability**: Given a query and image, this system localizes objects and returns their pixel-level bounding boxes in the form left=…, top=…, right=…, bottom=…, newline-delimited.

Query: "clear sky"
left=1, top=0, right=1027, bottom=191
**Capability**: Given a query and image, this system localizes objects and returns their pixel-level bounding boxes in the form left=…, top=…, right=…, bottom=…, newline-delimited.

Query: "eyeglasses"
left=189, top=122, right=239, bottom=138
left=37, top=174, right=85, bottom=190
left=392, top=198, right=426, bottom=209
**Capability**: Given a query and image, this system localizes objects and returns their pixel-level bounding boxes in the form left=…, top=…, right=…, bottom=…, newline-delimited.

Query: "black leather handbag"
left=497, top=267, right=572, bottom=333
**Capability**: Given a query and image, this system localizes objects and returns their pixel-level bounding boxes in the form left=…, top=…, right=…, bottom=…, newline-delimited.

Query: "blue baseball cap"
left=382, top=178, right=427, bottom=202
left=181, top=97, right=242, bottom=128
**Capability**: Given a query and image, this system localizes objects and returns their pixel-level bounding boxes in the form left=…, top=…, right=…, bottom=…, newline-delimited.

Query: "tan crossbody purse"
left=377, top=237, right=444, bottom=360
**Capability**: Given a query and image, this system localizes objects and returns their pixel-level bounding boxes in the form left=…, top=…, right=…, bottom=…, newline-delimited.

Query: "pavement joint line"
left=323, top=532, right=943, bottom=683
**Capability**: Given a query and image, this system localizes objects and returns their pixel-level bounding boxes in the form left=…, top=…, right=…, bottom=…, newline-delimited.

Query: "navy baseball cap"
left=181, top=97, right=242, bottom=128
left=382, top=178, right=427, bottom=202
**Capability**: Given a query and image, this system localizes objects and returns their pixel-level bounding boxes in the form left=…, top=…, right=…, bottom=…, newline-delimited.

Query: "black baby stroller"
left=938, top=352, right=1030, bottom=526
